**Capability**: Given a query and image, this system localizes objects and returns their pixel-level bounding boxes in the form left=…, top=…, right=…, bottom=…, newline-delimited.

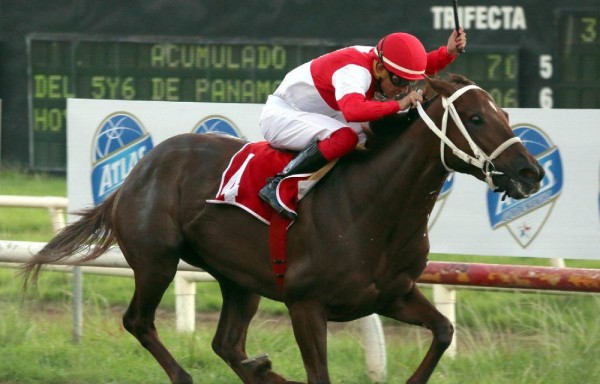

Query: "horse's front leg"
left=379, top=282, right=453, bottom=384
left=287, top=300, right=330, bottom=384
left=213, top=279, right=291, bottom=384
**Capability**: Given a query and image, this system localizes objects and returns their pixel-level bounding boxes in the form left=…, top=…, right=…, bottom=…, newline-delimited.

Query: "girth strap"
left=269, top=214, right=292, bottom=289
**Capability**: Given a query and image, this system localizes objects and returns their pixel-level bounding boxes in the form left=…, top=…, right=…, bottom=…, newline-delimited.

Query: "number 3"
left=581, top=17, right=597, bottom=43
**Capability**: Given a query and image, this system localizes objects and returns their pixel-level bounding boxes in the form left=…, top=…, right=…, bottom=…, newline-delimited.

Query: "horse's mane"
left=363, top=74, right=476, bottom=152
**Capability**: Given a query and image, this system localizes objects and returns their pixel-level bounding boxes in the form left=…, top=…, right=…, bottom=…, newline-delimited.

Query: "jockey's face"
left=374, top=62, right=415, bottom=100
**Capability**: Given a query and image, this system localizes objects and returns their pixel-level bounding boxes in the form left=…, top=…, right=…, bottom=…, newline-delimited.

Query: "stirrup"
left=259, top=183, right=297, bottom=220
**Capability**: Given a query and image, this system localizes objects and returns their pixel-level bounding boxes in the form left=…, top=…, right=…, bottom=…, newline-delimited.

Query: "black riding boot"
left=259, top=141, right=328, bottom=220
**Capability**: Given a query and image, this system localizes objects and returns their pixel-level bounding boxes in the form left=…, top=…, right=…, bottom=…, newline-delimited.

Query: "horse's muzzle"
left=493, top=159, right=545, bottom=200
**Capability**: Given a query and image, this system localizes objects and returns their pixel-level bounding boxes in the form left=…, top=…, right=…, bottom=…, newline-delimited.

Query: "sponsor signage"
left=486, top=125, right=563, bottom=247
left=91, top=113, right=155, bottom=204
left=67, top=100, right=599, bottom=260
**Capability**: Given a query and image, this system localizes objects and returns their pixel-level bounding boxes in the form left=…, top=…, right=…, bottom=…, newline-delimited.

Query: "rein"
left=416, top=85, right=522, bottom=190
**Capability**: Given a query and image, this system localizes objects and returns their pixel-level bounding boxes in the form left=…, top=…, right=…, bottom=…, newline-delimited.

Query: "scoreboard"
left=29, top=37, right=338, bottom=168
left=556, top=10, right=600, bottom=108
left=27, top=37, right=521, bottom=170
left=438, top=47, right=519, bottom=108
left=26, top=8, right=600, bottom=170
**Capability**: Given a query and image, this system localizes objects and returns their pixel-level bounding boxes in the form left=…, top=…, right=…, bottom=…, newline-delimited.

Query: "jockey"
left=259, top=29, right=467, bottom=220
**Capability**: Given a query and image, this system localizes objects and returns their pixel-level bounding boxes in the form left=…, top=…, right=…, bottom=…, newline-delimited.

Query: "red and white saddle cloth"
left=207, top=142, right=326, bottom=223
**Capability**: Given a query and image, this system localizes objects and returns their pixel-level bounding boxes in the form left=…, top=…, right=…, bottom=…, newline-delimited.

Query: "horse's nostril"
left=519, top=166, right=544, bottom=183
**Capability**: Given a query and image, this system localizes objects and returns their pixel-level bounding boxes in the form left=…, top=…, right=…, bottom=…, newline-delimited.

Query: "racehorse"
left=22, top=74, right=544, bottom=384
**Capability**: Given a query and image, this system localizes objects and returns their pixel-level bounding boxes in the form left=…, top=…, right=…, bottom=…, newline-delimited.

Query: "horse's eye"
left=470, top=114, right=483, bottom=124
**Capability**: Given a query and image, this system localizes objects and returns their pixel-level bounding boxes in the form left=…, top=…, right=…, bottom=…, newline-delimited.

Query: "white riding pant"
left=260, top=95, right=366, bottom=151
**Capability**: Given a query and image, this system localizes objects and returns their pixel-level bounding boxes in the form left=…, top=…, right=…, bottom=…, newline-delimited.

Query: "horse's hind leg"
left=213, top=279, right=291, bottom=384
left=379, top=283, right=453, bottom=384
left=122, top=248, right=193, bottom=384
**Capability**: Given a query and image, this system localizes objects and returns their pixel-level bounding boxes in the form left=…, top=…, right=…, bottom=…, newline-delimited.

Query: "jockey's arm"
left=332, top=65, right=400, bottom=122
left=425, top=46, right=457, bottom=76
left=425, top=29, right=466, bottom=75
left=337, top=93, right=400, bottom=122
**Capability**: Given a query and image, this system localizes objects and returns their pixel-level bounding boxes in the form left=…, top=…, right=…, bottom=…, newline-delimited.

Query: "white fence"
left=0, top=195, right=388, bottom=383
left=0, top=195, right=67, bottom=232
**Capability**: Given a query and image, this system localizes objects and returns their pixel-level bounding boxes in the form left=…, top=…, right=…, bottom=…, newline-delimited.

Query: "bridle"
left=416, top=84, right=522, bottom=190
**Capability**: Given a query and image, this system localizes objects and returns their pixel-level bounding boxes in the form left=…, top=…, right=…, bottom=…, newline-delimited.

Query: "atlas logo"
left=91, top=113, right=154, bottom=205
left=487, top=124, right=563, bottom=247
left=193, top=115, right=244, bottom=139
left=428, top=172, right=455, bottom=230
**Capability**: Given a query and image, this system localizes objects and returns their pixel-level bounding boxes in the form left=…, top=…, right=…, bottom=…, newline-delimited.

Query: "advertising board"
left=67, top=99, right=599, bottom=260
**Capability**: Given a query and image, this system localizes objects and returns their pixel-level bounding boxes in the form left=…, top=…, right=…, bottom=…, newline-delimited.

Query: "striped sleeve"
left=425, top=46, right=457, bottom=76
left=337, top=93, right=400, bottom=122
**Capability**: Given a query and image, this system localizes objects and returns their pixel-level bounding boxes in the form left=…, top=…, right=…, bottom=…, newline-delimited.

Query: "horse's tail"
left=21, top=191, right=119, bottom=290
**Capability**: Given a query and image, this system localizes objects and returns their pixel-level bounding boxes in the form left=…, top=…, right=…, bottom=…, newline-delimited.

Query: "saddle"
left=207, top=142, right=336, bottom=223
left=207, top=141, right=339, bottom=288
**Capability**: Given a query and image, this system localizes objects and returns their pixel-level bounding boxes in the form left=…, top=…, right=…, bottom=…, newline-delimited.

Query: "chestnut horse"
left=23, top=75, right=544, bottom=384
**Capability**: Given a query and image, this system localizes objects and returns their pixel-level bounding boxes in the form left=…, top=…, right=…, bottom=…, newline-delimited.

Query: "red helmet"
left=374, top=33, right=427, bottom=81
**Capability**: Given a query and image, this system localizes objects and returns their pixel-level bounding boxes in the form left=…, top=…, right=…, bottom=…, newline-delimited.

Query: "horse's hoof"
left=240, top=353, right=292, bottom=383
left=241, top=353, right=273, bottom=376
left=241, top=352, right=270, bottom=365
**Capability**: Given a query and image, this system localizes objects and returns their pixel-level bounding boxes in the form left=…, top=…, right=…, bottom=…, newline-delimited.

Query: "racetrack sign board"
left=67, top=99, right=599, bottom=260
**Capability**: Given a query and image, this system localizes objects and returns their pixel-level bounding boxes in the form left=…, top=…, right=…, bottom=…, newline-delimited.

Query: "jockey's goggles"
left=388, top=72, right=417, bottom=88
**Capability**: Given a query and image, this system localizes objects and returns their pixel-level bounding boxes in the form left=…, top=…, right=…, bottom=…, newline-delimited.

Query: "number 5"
left=539, top=55, right=553, bottom=79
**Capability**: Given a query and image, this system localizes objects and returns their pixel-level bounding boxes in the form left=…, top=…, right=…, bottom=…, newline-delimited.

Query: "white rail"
left=0, top=195, right=68, bottom=233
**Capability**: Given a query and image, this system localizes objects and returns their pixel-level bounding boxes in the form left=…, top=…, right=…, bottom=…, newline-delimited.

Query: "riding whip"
left=452, top=0, right=465, bottom=53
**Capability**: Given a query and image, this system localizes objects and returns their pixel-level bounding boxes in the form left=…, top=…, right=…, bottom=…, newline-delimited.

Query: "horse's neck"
left=343, top=121, right=447, bottom=228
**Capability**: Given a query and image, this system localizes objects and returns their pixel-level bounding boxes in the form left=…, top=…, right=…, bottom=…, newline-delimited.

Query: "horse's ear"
left=448, top=73, right=475, bottom=86
left=424, top=76, right=456, bottom=98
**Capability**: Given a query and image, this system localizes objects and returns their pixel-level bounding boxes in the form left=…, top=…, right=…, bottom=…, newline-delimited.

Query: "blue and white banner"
left=90, top=113, right=155, bottom=205
left=67, top=100, right=599, bottom=260
left=428, top=108, right=598, bottom=260
left=485, top=124, right=563, bottom=247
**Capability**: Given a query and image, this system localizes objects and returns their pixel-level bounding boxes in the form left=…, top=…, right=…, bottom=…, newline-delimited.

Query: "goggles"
left=388, top=72, right=417, bottom=88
